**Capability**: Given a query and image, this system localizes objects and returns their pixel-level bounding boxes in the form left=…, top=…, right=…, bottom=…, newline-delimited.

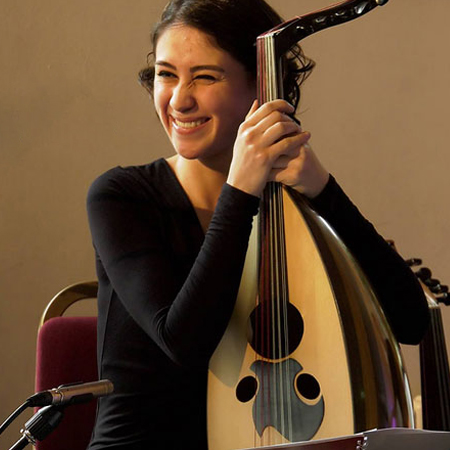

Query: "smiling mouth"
left=172, top=117, right=210, bottom=129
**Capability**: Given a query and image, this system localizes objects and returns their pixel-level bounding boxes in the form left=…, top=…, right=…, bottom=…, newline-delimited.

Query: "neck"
left=167, top=154, right=229, bottom=232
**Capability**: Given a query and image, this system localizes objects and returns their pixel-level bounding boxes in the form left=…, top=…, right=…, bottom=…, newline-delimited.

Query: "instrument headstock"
left=387, top=239, right=449, bottom=307
left=406, top=257, right=450, bottom=307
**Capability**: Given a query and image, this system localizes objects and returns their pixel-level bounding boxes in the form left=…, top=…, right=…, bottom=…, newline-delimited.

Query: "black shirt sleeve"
left=308, top=175, right=429, bottom=345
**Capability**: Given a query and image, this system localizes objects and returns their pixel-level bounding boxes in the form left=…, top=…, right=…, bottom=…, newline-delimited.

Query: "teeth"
left=173, top=118, right=207, bottom=129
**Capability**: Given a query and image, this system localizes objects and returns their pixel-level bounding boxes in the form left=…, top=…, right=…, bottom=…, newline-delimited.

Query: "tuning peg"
left=406, top=258, right=422, bottom=267
left=425, top=278, right=440, bottom=289
left=415, top=267, right=432, bottom=281
left=429, top=284, right=448, bottom=295
left=429, top=283, right=443, bottom=294
left=437, top=292, right=450, bottom=306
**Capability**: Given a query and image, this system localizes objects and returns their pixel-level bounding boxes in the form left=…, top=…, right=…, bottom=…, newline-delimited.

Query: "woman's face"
left=153, top=25, right=255, bottom=166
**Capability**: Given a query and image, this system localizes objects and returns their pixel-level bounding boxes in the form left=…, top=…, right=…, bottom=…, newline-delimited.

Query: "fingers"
left=269, top=140, right=330, bottom=198
left=229, top=99, right=311, bottom=197
left=245, top=99, right=259, bottom=120
left=243, top=99, right=303, bottom=154
left=268, top=130, right=310, bottom=162
left=261, top=116, right=300, bottom=147
left=245, top=99, right=295, bottom=126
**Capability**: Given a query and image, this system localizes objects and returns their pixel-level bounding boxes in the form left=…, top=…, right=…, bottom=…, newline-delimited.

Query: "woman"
left=86, top=0, right=429, bottom=448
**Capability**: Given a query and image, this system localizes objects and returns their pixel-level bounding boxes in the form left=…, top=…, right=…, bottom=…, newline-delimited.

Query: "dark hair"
left=139, top=0, right=315, bottom=111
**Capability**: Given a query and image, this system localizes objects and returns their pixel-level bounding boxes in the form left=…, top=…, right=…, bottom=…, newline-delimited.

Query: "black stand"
left=9, top=436, right=29, bottom=450
left=9, top=405, right=65, bottom=450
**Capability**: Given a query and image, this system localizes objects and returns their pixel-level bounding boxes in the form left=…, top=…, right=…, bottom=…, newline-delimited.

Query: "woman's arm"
left=87, top=167, right=259, bottom=368
left=308, top=175, right=429, bottom=345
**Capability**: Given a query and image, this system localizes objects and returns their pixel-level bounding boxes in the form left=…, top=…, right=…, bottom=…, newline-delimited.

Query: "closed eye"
left=156, top=70, right=177, bottom=79
left=194, top=74, right=221, bottom=84
left=195, top=74, right=216, bottom=80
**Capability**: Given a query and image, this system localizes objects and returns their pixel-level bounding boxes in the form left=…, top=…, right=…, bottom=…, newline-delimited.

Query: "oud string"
left=272, top=183, right=285, bottom=443
left=266, top=37, right=279, bottom=445
left=277, top=184, right=293, bottom=443
left=269, top=183, right=278, bottom=445
left=260, top=34, right=298, bottom=444
left=261, top=190, right=270, bottom=447
left=268, top=182, right=292, bottom=444
left=267, top=33, right=292, bottom=443
left=261, top=183, right=273, bottom=445
left=273, top=183, right=284, bottom=443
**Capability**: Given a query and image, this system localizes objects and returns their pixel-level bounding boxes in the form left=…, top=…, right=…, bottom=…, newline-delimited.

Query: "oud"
left=208, top=1, right=413, bottom=449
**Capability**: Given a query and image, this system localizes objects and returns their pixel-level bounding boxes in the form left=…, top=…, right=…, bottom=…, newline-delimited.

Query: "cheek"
left=226, top=83, right=255, bottom=117
left=221, top=93, right=254, bottom=127
left=213, top=86, right=253, bottom=118
left=239, top=85, right=256, bottom=113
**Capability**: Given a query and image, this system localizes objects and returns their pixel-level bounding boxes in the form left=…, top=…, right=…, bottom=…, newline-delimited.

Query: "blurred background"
left=1, top=0, right=449, bottom=446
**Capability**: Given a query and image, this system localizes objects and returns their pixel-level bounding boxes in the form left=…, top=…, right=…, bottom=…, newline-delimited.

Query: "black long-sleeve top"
left=86, top=158, right=428, bottom=449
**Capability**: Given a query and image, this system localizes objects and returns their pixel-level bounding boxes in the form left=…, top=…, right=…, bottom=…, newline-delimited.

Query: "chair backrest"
left=35, top=281, right=98, bottom=450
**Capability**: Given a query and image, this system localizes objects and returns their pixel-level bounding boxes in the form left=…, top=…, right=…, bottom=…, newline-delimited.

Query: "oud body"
left=208, top=1, right=412, bottom=448
left=208, top=189, right=412, bottom=449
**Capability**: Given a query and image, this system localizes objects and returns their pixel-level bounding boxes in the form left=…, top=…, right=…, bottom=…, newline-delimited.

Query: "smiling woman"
left=85, top=0, right=429, bottom=449
left=153, top=25, right=255, bottom=169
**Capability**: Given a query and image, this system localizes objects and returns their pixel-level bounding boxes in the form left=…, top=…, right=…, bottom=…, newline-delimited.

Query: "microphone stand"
left=9, top=405, right=65, bottom=450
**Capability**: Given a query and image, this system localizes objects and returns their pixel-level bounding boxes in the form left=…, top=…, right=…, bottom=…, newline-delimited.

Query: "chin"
left=172, top=140, right=214, bottom=160
left=174, top=147, right=206, bottom=161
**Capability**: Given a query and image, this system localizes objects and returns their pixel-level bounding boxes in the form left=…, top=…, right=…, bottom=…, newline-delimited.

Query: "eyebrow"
left=155, top=60, right=225, bottom=73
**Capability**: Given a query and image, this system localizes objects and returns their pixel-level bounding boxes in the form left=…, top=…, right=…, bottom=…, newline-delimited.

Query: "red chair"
left=35, top=281, right=98, bottom=450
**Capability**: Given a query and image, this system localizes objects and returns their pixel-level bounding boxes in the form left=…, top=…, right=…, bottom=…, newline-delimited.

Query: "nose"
left=170, top=82, right=196, bottom=113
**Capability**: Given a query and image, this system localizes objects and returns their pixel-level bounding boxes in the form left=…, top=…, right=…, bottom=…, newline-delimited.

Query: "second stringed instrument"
left=208, top=1, right=413, bottom=449
left=406, top=258, right=450, bottom=431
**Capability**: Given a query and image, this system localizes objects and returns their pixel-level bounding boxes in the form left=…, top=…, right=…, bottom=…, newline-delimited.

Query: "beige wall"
left=1, top=0, right=449, bottom=445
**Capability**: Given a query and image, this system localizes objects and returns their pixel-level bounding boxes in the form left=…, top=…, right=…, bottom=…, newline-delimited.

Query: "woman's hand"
left=271, top=140, right=330, bottom=199
left=227, top=99, right=329, bottom=198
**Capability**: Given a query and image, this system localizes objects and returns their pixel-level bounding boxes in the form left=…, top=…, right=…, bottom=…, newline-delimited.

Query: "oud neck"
left=256, top=0, right=390, bottom=104
left=256, top=31, right=285, bottom=201
left=256, top=34, right=283, bottom=104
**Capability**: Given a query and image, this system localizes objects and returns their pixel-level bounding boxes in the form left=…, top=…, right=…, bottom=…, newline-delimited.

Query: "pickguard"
left=250, top=358, right=324, bottom=442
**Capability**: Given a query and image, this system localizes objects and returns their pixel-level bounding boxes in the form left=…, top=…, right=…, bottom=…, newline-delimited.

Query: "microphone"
left=27, top=380, right=114, bottom=407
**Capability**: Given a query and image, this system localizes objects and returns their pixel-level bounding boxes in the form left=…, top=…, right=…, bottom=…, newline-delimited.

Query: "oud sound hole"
left=236, top=376, right=258, bottom=403
left=247, top=302, right=304, bottom=359
left=296, top=373, right=321, bottom=400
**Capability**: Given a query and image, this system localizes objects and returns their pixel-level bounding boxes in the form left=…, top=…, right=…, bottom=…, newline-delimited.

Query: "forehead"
left=155, top=25, right=228, bottom=64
